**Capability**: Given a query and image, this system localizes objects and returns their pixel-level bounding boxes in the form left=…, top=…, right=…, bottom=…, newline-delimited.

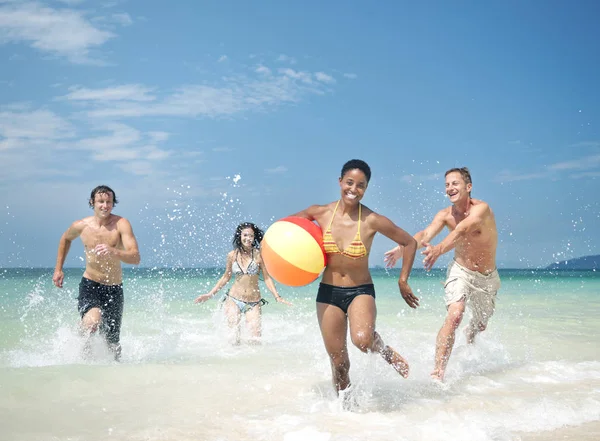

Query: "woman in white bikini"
left=194, top=222, right=290, bottom=344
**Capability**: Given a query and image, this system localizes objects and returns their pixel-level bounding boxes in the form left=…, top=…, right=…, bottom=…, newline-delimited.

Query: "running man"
left=52, top=185, right=140, bottom=360
left=385, top=167, right=500, bottom=381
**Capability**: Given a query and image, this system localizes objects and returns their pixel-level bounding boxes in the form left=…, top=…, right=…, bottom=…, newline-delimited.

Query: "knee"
left=82, top=317, right=100, bottom=333
left=445, top=308, right=464, bottom=330
left=351, top=331, right=374, bottom=353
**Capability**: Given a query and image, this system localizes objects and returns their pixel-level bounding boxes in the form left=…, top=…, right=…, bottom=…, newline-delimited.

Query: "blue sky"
left=0, top=0, right=599, bottom=269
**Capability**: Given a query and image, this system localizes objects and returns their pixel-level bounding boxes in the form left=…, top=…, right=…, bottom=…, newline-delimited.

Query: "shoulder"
left=470, top=199, right=491, bottom=214
left=361, top=205, right=390, bottom=227
left=441, top=206, right=453, bottom=216
left=308, top=202, right=335, bottom=215
left=437, top=206, right=453, bottom=220
left=72, top=217, right=90, bottom=231
left=115, top=215, right=134, bottom=231
left=360, top=204, right=377, bottom=221
left=299, top=201, right=336, bottom=221
left=471, top=198, right=489, bottom=207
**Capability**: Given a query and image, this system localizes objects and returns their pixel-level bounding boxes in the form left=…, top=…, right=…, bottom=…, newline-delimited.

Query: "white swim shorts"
left=444, top=259, right=501, bottom=326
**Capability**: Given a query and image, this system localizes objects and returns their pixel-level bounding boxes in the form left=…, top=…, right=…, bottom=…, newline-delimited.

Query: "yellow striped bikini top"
left=322, top=200, right=368, bottom=259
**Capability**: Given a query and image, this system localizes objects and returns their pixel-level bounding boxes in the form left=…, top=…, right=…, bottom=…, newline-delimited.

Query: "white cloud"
left=0, top=137, right=24, bottom=150
left=315, top=72, right=335, bottom=84
left=117, top=160, right=154, bottom=176
left=212, top=146, right=233, bottom=152
left=111, top=12, right=132, bottom=26
left=51, top=123, right=173, bottom=176
left=494, top=153, right=600, bottom=182
left=145, top=146, right=170, bottom=160
left=0, top=108, right=75, bottom=145
left=495, top=170, right=548, bottom=182
left=90, top=144, right=169, bottom=162
left=91, top=146, right=139, bottom=161
left=279, top=68, right=313, bottom=84
left=570, top=171, right=600, bottom=179
left=64, top=84, right=156, bottom=101
left=0, top=108, right=78, bottom=183
left=72, top=68, right=336, bottom=119
left=0, top=147, right=81, bottom=183
left=255, top=65, right=271, bottom=75
left=148, top=131, right=169, bottom=142
left=568, top=141, right=600, bottom=149
left=75, top=123, right=171, bottom=161
left=217, top=55, right=227, bottom=63
left=182, top=150, right=204, bottom=158
left=276, top=54, right=296, bottom=64
left=343, top=73, right=358, bottom=79
left=265, top=166, right=287, bottom=174
left=548, top=154, right=600, bottom=171
left=77, top=122, right=140, bottom=150
left=0, top=1, right=115, bottom=64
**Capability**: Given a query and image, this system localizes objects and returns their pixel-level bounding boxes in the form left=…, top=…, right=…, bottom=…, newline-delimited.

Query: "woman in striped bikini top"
left=322, top=200, right=368, bottom=259
left=290, top=159, right=419, bottom=396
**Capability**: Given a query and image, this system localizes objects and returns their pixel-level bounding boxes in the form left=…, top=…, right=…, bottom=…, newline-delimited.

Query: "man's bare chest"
left=81, top=227, right=121, bottom=248
left=448, top=216, right=483, bottom=239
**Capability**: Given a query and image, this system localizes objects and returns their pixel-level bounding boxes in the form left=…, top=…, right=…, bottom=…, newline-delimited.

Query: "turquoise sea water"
left=1, top=267, right=599, bottom=440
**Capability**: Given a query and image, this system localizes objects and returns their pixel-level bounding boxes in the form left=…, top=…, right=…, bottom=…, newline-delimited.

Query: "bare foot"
left=109, top=343, right=122, bottom=362
left=339, top=384, right=358, bottom=411
left=430, top=369, right=444, bottom=382
left=381, top=345, right=409, bottom=378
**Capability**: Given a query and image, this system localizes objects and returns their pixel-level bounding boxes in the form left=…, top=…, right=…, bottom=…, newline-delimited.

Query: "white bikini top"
left=232, top=250, right=260, bottom=276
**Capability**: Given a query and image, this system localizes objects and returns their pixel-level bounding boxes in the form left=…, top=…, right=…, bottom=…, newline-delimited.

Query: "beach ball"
left=261, top=216, right=326, bottom=287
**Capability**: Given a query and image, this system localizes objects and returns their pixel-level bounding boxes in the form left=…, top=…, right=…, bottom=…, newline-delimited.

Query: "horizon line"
left=1, top=266, right=595, bottom=271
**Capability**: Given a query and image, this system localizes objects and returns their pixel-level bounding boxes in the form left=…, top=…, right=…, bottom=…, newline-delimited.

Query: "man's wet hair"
left=232, top=222, right=264, bottom=250
left=341, top=159, right=371, bottom=183
left=89, top=185, right=118, bottom=208
left=445, top=167, right=472, bottom=196
left=445, top=167, right=472, bottom=185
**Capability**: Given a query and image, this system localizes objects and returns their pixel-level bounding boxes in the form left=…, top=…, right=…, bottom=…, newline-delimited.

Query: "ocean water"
left=1, top=267, right=599, bottom=441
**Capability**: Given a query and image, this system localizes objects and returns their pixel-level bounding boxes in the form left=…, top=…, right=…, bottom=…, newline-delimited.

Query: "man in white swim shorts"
left=385, top=167, right=499, bottom=381
left=444, top=259, right=500, bottom=340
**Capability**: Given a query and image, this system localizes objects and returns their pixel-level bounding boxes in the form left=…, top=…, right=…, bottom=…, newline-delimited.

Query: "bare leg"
left=377, top=333, right=409, bottom=378
left=108, top=343, right=122, bottom=361
left=223, top=299, right=242, bottom=345
left=347, top=295, right=409, bottom=378
left=80, top=307, right=102, bottom=358
left=465, top=320, right=487, bottom=344
left=317, top=302, right=350, bottom=393
left=466, top=294, right=495, bottom=344
left=81, top=307, right=102, bottom=334
left=431, top=301, right=465, bottom=381
left=245, top=304, right=262, bottom=345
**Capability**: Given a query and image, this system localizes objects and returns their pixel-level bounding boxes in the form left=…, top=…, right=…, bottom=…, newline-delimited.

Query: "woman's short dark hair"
left=341, top=159, right=371, bottom=183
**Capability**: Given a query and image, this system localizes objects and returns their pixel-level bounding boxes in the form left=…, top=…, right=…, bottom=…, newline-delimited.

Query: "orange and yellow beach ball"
left=261, top=217, right=326, bottom=287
